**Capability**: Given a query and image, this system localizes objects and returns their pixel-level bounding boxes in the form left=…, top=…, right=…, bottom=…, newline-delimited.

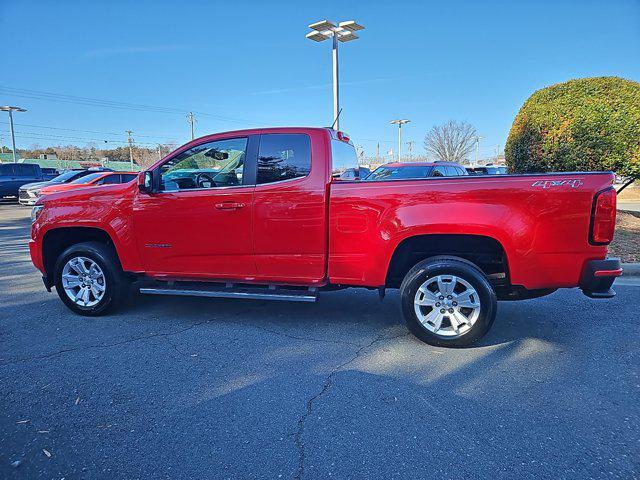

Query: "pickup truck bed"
left=329, top=172, right=614, bottom=291
left=28, top=127, right=621, bottom=347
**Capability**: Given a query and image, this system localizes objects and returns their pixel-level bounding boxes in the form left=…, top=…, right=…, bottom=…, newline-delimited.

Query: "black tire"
left=53, top=241, right=130, bottom=316
left=400, top=256, right=497, bottom=347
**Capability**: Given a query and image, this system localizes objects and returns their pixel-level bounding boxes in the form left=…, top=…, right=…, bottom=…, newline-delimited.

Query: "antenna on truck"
left=330, top=108, right=343, bottom=130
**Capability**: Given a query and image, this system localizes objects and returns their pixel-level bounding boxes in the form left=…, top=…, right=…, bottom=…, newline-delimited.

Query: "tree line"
left=2, top=143, right=178, bottom=168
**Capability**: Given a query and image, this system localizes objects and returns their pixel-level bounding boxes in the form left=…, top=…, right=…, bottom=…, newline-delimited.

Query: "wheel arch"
left=385, top=233, right=510, bottom=288
left=42, top=227, right=121, bottom=279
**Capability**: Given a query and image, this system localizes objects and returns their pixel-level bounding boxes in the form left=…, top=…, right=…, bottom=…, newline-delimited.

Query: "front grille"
left=19, top=190, right=30, bottom=200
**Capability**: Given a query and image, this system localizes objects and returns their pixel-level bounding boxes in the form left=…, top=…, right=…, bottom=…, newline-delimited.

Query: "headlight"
left=31, top=205, right=44, bottom=223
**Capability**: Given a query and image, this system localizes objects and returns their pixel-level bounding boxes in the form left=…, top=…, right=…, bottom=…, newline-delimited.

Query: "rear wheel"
left=400, top=257, right=497, bottom=347
left=54, top=241, right=130, bottom=316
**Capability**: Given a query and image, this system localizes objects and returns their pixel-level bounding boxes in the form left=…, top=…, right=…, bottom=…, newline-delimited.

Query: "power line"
left=0, top=85, right=262, bottom=125
left=11, top=130, right=161, bottom=146
left=0, top=120, right=177, bottom=140
left=356, top=137, right=396, bottom=144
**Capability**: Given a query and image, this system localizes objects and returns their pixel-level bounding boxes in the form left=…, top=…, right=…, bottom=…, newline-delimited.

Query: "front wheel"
left=54, top=241, right=130, bottom=316
left=400, top=257, right=497, bottom=347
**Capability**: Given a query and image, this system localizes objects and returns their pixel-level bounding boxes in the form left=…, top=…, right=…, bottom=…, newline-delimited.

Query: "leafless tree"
left=424, top=120, right=478, bottom=163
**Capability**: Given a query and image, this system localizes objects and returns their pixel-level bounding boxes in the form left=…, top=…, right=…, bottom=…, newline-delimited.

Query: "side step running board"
left=139, top=283, right=318, bottom=303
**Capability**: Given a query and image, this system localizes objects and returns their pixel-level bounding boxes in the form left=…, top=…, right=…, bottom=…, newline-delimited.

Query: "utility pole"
left=390, top=119, right=410, bottom=161
left=1, top=106, right=27, bottom=163
left=187, top=112, right=196, bottom=140
left=475, top=136, right=483, bottom=165
left=306, top=20, right=364, bottom=131
left=125, top=130, right=134, bottom=170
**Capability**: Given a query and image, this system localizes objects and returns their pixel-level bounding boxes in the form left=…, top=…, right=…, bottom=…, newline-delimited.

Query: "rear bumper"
left=580, top=258, right=622, bottom=299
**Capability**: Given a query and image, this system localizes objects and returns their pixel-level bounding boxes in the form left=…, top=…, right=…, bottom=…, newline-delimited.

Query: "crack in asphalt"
left=1, top=304, right=369, bottom=366
left=0, top=320, right=212, bottom=367
left=293, top=330, right=410, bottom=480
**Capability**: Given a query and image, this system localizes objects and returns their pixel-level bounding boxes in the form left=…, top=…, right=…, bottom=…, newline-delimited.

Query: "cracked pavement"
left=1, top=203, right=639, bottom=479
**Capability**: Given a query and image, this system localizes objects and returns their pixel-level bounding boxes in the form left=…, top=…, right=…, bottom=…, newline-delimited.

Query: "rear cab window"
left=257, top=134, right=311, bottom=184
left=0, top=164, right=14, bottom=176
left=16, top=164, right=37, bottom=177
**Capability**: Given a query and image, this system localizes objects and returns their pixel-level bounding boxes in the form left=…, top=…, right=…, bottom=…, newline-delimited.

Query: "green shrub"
left=505, top=77, right=640, bottom=177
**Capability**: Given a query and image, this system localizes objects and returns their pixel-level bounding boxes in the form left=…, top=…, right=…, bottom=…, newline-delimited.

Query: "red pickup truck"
left=29, top=127, right=621, bottom=347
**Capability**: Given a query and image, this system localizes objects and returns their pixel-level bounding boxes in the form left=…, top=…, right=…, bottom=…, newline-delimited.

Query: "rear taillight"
left=589, top=187, right=616, bottom=245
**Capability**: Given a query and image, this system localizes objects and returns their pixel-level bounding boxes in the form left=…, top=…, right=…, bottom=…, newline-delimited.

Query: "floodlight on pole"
left=390, top=119, right=410, bottom=161
left=306, top=19, right=364, bottom=131
left=0, top=106, right=27, bottom=163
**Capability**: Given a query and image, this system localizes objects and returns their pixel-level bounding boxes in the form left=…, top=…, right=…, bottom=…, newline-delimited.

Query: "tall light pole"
left=125, top=130, right=134, bottom=170
left=0, top=106, right=27, bottom=163
left=390, top=119, right=410, bottom=161
left=306, top=19, right=364, bottom=131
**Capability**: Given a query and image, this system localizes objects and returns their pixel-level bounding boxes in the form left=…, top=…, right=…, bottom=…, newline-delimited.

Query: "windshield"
left=71, top=172, right=103, bottom=184
left=366, top=165, right=434, bottom=181
left=50, top=170, right=82, bottom=183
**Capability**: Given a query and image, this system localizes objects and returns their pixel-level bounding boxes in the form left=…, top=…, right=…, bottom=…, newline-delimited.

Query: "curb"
left=622, top=263, right=640, bottom=277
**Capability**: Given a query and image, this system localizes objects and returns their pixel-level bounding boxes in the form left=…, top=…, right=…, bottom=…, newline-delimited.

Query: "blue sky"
left=1, top=0, right=639, bottom=159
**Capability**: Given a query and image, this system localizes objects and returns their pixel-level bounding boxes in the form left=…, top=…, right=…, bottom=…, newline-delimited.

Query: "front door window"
left=160, top=138, right=248, bottom=191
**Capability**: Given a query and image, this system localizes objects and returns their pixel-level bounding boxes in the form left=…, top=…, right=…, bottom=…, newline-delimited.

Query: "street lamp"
left=0, top=106, right=27, bottom=163
left=306, top=19, right=364, bottom=131
left=390, top=119, right=410, bottom=161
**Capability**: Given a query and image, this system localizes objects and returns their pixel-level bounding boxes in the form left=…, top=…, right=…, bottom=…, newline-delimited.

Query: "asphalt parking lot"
left=1, top=202, right=639, bottom=480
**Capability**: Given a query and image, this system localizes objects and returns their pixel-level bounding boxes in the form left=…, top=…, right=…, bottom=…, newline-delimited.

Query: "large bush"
left=505, top=77, right=640, bottom=177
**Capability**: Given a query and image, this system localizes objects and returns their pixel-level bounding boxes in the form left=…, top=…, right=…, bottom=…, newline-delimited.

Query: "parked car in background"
left=0, top=163, right=59, bottom=199
left=41, top=167, right=60, bottom=177
left=39, top=171, right=137, bottom=196
left=366, top=161, right=468, bottom=181
left=335, top=166, right=370, bottom=180
left=19, top=168, right=114, bottom=205
left=472, top=165, right=507, bottom=175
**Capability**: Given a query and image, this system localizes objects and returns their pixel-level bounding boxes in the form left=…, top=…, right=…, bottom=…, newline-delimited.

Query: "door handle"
left=214, top=202, right=245, bottom=210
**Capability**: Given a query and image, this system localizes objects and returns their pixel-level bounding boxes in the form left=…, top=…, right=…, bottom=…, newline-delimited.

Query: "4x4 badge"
left=531, top=179, right=584, bottom=189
